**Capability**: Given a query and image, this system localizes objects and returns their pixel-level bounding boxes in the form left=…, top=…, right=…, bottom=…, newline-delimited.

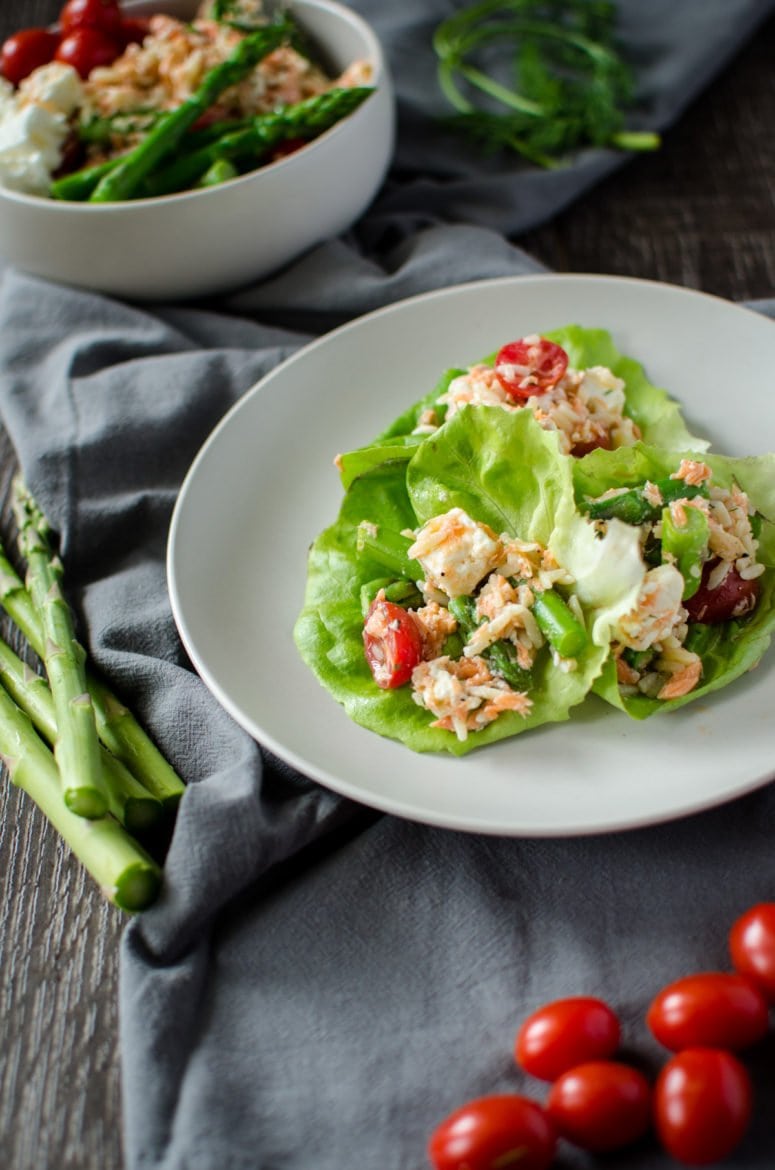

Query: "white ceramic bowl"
left=0, top=0, right=394, bottom=300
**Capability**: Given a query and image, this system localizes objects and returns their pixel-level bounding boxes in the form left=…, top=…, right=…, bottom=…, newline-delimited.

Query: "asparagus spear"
left=356, top=521, right=423, bottom=582
left=142, top=86, right=374, bottom=198
left=13, top=480, right=107, bottom=820
left=0, top=635, right=163, bottom=835
left=50, top=156, right=125, bottom=202
left=89, top=21, right=292, bottom=203
left=531, top=590, right=588, bottom=658
left=0, top=497, right=185, bottom=810
left=50, top=120, right=252, bottom=201
left=0, top=683, right=162, bottom=911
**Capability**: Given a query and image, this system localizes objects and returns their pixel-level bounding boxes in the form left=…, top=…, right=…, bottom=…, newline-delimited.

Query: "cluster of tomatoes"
left=0, top=0, right=148, bottom=86
left=428, top=902, right=775, bottom=1169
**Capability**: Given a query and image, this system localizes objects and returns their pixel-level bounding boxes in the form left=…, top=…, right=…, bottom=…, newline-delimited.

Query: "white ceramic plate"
left=167, top=274, right=775, bottom=836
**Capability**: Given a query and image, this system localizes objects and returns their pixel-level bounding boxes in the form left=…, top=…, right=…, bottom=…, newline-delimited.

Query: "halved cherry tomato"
left=683, top=560, right=760, bottom=624
left=59, top=0, right=124, bottom=39
left=646, top=971, right=769, bottom=1053
left=515, top=996, right=621, bottom=1082
left=570, top=431, right=613, bottom=457
left=546, top=1060, right=651, bottom=1152
left=55, top=26, right=120, bottom=77
left=0, top=27, right=59, bottom=85
left=729, top=902, right=775, bottom=1003
left=271, top=137, right=307, bottom=162
left=653, top=1048, right=753, bottom=1165
left=428, top=1094, right=557, bottom=1170
left=494, top=337, right=568, bottom=401
left=362, top=597, right=423, bottom=689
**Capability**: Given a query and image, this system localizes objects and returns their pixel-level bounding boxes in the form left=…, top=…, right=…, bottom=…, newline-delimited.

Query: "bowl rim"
left=0, top=0, right=388, bottom=212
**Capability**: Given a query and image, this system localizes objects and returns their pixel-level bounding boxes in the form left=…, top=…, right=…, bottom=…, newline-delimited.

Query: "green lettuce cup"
left=561, top=442, right=775, bottom=718
left=295, top=408, right=618, bottom=755
left=335, top=324, right=707, bottom=487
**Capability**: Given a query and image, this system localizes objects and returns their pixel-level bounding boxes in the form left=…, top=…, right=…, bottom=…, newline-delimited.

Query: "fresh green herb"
left=432, top=0, right=660, bottom=168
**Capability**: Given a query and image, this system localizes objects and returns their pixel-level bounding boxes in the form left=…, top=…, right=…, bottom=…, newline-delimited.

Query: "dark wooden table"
left=0, top=7, right=773, bottom=1169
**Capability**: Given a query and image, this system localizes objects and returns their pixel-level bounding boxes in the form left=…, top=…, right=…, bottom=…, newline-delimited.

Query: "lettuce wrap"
left=557, top=442, right=775, bottom=718
left=295, top=408, right=616, bottom=755
left=336, top=325, right=708, bottom=489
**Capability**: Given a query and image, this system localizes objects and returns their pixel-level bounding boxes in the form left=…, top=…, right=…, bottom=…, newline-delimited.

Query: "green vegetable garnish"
left=660, top=502, right=709, bottom=600
left=432, top=0, right=660, bottom=167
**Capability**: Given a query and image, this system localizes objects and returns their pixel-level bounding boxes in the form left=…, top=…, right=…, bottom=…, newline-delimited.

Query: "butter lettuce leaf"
left=295, top=408, right=611, bottom=755
left=336, top=326, right=706, bottom=488
left=544, top=325, right=709, bottom=452
left=571, top=443, right=775, bottom=718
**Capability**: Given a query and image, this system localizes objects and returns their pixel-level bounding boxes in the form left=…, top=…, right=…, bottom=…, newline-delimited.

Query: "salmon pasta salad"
left=294, top=326, right=775, bottom=755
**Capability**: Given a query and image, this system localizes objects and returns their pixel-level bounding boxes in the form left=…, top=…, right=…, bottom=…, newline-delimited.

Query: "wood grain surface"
left=0, top=6, right=773, bottom=1170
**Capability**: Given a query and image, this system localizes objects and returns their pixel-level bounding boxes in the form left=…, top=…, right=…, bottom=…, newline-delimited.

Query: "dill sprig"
left=433, top=0, right=660, bottom=168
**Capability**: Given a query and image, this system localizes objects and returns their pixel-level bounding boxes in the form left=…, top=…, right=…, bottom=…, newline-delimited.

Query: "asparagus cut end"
left=64, top=786, right=109, bottom=820
left=111, top=862, right=162, bottom=913
left=123, top=796, right=167, bottom=835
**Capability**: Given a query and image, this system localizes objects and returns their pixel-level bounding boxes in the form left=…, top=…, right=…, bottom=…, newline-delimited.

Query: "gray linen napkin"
left=0, top=2, right=774, bottom=1168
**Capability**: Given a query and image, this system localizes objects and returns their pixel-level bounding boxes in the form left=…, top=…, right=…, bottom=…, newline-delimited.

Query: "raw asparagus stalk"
left=13, top=480, right=107, bottom=820
left=89, top=21, right=291, bottom=202
left=0, top=534, right=185, bottom=809
left=86, top=678, right=184, bottom=809
left=0, top=635, right=164, bottom=834
left=0, top=683, right=162, bottom=911
left=142, top=86, right=374, bottom=197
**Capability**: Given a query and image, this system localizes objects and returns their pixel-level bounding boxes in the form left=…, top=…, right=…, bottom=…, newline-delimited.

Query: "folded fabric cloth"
left=0, top=2, right=774, bottom=1168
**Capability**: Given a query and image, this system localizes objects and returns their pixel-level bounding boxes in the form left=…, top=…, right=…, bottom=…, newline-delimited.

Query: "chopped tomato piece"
left=363, top=597, right=423, bottom=689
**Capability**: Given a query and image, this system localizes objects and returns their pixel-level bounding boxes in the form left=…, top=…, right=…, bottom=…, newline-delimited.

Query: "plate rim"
left=167, top=272, right=775, bottom=837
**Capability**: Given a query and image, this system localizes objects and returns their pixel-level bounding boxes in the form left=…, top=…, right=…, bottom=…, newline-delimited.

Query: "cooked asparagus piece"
left=0, top=682, right=162, bottom=911
left=0, top=635, right=163, bottom=834
left=142, top=86, right=374, bottom=197
left=89, top=21, right=292, bottom=202
left=13, top=480, right=106, bottom=820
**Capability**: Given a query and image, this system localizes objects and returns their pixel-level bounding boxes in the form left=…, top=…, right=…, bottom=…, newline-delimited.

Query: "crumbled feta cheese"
left=408, top=508, right=503, bottom=598
left=0, top=64, right=82, bottom=195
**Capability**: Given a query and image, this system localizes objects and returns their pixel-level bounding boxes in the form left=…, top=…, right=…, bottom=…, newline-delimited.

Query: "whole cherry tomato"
left=428, top=1094, right=557, bottom=1170
left=494, top=337, right=568, bottom=400
left=55, top=26, right=119, bottom=78
left=119, top=16, right=152, bottom=47
left=515, top=996, right=621, bottom=1082
left=647, top=971, right=769, bottom=1053
left=59, top=0, right=123, bottom=39
left=546, top=1060, right=652, bottom=1152
left=0, top=27, right=59, bottom=85
left=653, top=1048, right=753, bottom=1165
left=362, top=597, right=423, bottom=689
left=684, top=560, right=760, bottom=623
left=729, top=902, right=775, bottom=1002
